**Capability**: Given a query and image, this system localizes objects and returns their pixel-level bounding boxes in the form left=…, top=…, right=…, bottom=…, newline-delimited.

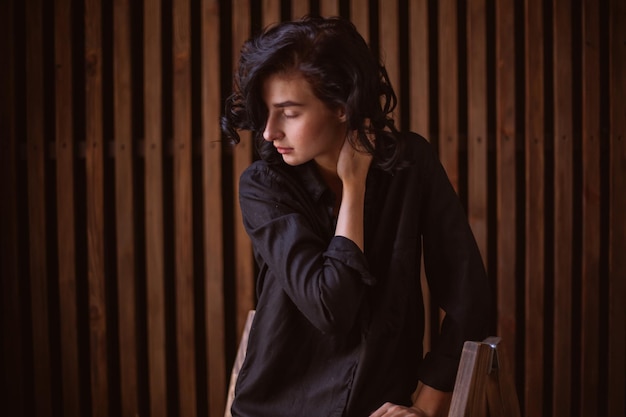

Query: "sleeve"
left=239, top=164, right=376, bottom=335
left=417, top=142, right=494, bottom=391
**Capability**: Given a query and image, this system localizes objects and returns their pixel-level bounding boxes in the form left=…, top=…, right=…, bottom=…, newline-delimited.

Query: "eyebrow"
left=272, top=101, right=304, bottom=108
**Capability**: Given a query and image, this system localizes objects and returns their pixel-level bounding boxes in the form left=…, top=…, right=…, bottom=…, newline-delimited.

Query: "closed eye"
left=283, top=111, right=299, bottom=118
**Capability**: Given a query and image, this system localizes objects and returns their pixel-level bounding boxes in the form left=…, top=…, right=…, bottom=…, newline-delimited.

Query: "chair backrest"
left=448, top=337, right=521, bottom=417
left=224, top=310, right=256, bottom=417
left=224, top=315, right=520, bottom=417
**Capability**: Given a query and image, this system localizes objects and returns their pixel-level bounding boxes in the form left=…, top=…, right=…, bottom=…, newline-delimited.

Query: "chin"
left=281, top=155, right=305, bottom=166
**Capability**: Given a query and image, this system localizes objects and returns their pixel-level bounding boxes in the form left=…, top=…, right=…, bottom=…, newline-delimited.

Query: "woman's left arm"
left=369, top=383, right=451, bottom=417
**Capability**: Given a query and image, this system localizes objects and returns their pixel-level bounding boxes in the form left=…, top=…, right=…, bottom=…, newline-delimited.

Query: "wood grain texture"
left=26, top=1, right=53, bottom=415
left=552, top=1, right=573, bottom=416
left=350, top=0, right=369, bottom=44
left=55, top=0, right=80, bottom=415
left=379, top=0, right=400, bottom=125
left=173, top=0, right=197, bottom=415
left=449, top=338, right=521, bottom=417
left=581, top=1, right=601, bottom=415
left=495, top=0, right=518, bottom=386
left=203, top=0, right=227, bottom=415
left=291, top=0, right=310, bottom=20
left=467, top=0, right=489, bottom=266
left=263, top=0, right=281, bottom=26
left=144, top=0, right=168, bottom=416
left=0, top=1, right=24, bottom=415
left=438, top=0, right=459, bottom=190
left=113, top=0, right=139, bottom=415
left=232, top=0, right=256, bottom=338
left=85, top=0, right=110, bottom=414
left=409, top=0, right=429, bottom=137
left=608, top=2, right=626, bottom=416
left=320, top=0, right=339, bottom=17
left=524, top=1, right=545, bottom=415
left=224, top=310, right=255, bottom=417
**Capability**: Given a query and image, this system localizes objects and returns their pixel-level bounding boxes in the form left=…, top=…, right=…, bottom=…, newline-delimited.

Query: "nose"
left=263, top=115, right=282, bottom=142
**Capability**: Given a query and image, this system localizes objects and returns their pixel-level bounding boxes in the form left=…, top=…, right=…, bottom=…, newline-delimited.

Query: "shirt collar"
left=292, top=161, right=329, bottom=202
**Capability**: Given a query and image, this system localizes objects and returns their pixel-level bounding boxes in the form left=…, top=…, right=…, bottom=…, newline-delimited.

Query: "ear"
left=336, top=106, right=348, bottom=122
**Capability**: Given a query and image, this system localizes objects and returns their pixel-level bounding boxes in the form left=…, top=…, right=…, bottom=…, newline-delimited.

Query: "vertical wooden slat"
left=524, top=1, right=545, bottom=416
left=113, top=0, right=138, bottom=415
left=467, top=0, right=489, bottom=265
left=438, top=0, right=459, bottom=189
left=0, top=1, right=24, bottom=415
left=349, top=0, right=369, bottom=45
left=172, top=0, right=197, bottom=414
left=291, top=0, right=309, bottom=20
left=26, top=0, right=53, bottom=415
left=232, top=0, right=255, bottom=337
left=144, top=0, right=167, bottom=415
left=495, top=0, right=518, bottom=386
left=320, top=0, right=339, bottom=17
left=85, top=0, right=109, bottom=414
left=552, top=1, right=573, bottom=416
left=203, top=1, right=226, bottom=416
left=55, top=0, right=80, bottom=415
left=608, top=3, right=626, bottom=417
left=608, top=0, right=626, bottom=415
left=408, top=0, right=431, bottom=356
left=523, top=2, right=546, bottom=416
left=581, top=1, right=601, bottom=415
left=409, top=0, right=429, bottom=137
left=379, top=0, right=400, bottom=125
left=263, top=0, right=281, bottom=27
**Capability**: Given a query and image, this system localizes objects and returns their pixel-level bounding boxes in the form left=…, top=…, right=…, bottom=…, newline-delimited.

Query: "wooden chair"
left=447, top=337, right=521, bottom=417
left=224, top=310, right=255, bottom=417
left=224, top=312, right=521, bottom=417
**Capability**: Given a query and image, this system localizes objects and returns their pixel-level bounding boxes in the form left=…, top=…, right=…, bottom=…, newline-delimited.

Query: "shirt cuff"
left=417, top=351, right=460, bottom=392
left=324, top=236, right=377, bottom=286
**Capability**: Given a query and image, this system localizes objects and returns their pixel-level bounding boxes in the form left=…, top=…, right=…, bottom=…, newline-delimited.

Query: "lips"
left=275, top=146, right=293, bottom=154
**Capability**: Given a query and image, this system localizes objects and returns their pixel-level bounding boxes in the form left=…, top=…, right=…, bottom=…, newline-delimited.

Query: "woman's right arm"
left=239, top=164, right=375, bottom=334
left=334, top=136, right=373, bottom=252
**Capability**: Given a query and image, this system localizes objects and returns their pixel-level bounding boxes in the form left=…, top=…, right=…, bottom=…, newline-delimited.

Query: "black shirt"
left=232, top=133, right=493, bottom=417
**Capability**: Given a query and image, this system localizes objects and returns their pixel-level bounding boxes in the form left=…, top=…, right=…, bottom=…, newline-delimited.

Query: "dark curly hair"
left=221, top=15, right=406, bottom=171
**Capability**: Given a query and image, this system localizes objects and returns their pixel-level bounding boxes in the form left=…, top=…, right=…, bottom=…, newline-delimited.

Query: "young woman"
left=222, top=15, right=493, bottom=417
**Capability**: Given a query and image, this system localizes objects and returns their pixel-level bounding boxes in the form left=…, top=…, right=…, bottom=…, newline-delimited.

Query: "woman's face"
left=262, top=71, right=347, bottom=171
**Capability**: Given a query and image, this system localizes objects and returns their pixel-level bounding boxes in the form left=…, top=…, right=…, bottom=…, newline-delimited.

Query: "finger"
left=369, top=402, right=392, bottom=417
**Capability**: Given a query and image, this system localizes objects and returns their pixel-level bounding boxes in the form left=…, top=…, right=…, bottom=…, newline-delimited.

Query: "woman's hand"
left=336, top=125, right=374, bottom=187
left=369, top=383, right=451, bottom=417
left=369, top=402, right=430, bottom=417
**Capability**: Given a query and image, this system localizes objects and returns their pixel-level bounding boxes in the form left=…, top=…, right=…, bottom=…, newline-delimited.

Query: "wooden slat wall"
left=144, top=0, right=168, bottom=415
left=608, top=3, right=626, bottom=417
left=552, top=1, right=573, bottom=416
left=113, top=0, right=139, bottom=415
left=0, top=1, right=24, bottom=417
left=581, top=2, right=602, bottom=416
left=495, top=0, right=519, bottom=391
left=55, top=0, right=81, bottom=415
left=524, top=1, right=545, bottom=416
left=231, top=0, right=255, bottom=342
left=84, top=0, right=110, bottom=414
left=203, top=1, right=226, bottom=416
left=1, top=2, right=625, bottom=417
left=25, top=0, right=53, bottom=416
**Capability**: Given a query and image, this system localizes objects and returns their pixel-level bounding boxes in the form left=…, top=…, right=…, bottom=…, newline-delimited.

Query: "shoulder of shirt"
left=241, top=159, right=290, bottom=185
left=240, top=159, right=326, bottom=196
left=394, top=131, right=437, bottom=170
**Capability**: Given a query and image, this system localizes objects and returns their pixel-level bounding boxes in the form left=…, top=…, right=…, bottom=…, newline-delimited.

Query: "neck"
left=315, top=159, right=340, bottom=188
left=315, top=161, right=342, bottom=217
